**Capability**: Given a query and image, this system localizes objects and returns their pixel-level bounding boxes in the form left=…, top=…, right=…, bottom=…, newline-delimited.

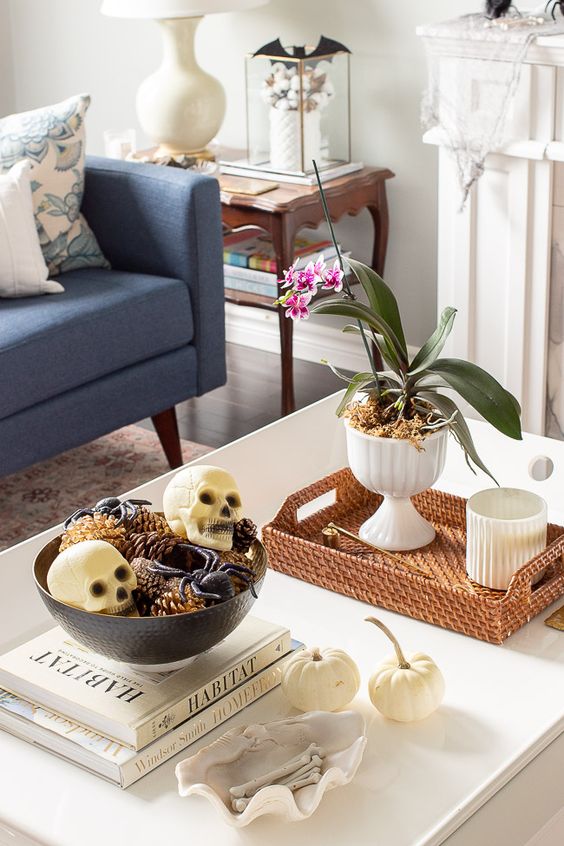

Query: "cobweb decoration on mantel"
left=421, top=11, right=564, bottom=208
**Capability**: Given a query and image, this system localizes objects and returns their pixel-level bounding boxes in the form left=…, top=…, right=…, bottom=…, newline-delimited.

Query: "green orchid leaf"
left=372, top=333, right=402, bottom=377
left=418, top=391, right=498, bottom=484
left=346, top=258, right=408, bottom=356
left=311, top=298, right=408, bottom=366
left=426, top=359, right=522, bottom=440
left=408, top=307, right=457, bottom=375
left=342, top=324, right=362, bottom=335
left=336, top=372, right=376, bottom=417
left=324, top=362, right=373, bottom=385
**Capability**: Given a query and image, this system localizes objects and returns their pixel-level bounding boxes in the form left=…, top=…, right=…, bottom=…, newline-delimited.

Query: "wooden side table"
left=220, top=166, right=395, bottom=415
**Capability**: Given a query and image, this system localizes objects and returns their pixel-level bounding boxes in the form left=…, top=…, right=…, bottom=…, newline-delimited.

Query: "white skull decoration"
left=47, top=540, right=138, bottom=616
left=163, top=465, right=243, bottom=551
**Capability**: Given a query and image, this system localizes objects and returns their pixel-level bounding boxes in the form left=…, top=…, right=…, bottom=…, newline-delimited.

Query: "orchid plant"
left=274, top=165, right=522, bottom=484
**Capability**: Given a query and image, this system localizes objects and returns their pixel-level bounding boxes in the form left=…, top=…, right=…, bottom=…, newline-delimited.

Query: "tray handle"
left=506, top=534, right=564, bottom=604
left=279, top=469, right=355, bottom=533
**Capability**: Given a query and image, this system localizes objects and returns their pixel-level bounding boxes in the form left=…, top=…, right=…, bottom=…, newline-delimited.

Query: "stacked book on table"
left=0, top=616, right=301, bottom=788
left=223, top=232, right=350, bottom=299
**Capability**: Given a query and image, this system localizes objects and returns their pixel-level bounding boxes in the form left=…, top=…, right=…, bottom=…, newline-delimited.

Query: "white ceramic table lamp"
left=101, top=0, right=269, bottom=157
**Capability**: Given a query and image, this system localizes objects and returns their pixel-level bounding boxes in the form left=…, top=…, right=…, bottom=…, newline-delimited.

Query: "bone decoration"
left=175, top=710, right=367, bottom=826
left=229, top=743, right=325, bottom=812
left=163, top=466, right=243, bottom=551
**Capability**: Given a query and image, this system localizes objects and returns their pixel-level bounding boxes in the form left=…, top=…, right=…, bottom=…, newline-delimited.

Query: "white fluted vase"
left=269, top=108, right=321, bottom=172
left=345, top=421, right=448, bottom=551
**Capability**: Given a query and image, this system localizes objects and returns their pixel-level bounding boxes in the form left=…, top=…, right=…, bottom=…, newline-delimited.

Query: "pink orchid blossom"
left=322, top=260, right=344, bottom=292
left=313, top=254, right=326, bottom=277
left=279, top=263, right=298, bottom=288
left=284, top=291, right=312, bottom=320
left=295, top=262, right=319, bottom=294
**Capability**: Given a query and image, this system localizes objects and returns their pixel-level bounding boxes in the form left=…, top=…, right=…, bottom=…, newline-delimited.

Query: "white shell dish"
left=175, top=710, right=367, bottom=826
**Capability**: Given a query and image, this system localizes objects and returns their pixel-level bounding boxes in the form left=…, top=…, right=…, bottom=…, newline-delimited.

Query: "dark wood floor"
left=140, top=343, right=348, bottom=448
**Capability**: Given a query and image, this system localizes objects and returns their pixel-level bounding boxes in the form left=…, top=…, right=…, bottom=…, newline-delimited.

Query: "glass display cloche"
left=245, top=36, right=351, bottom=177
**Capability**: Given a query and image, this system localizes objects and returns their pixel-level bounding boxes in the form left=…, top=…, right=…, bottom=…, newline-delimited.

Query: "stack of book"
left=223, top=232, right=349, bottom=299
left=220, top=158, right=364, bottom=186
left=0, top=616, right=301, bottom=788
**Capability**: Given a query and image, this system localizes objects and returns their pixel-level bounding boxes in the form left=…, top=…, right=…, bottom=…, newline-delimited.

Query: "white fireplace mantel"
left=418, top=22, right=564, bottom=438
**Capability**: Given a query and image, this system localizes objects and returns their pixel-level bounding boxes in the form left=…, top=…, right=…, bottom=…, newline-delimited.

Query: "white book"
left=220, top=160, right=364, bottom=186
left=0, top=617, right=291, bottom=750
left=0, top=643, right=302, bottom=788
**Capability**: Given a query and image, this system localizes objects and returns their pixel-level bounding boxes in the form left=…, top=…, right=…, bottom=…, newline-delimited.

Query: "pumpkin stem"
left=365, top=617, right=410, bottom=669
left=311, top=647, right=323, bottom=662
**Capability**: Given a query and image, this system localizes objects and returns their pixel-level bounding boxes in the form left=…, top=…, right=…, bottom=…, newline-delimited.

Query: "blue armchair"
left=0, top=156, right=226, bottom=477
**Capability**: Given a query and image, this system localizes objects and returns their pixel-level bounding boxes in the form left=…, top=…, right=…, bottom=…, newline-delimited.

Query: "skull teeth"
left=103, top=598, right=135, bottom=616
left=204, top=523, right=234, bottom=535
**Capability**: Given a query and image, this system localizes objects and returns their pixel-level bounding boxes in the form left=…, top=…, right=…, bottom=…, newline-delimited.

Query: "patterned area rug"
left=0, top=425, right=211, bottom=552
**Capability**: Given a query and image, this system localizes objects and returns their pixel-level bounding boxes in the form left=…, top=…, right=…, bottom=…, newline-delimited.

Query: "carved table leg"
left=368, top=181, right=390, bottom=276
left=272, top=216, right=297, bottom=416
left=367, top=182, right=390, bottom=370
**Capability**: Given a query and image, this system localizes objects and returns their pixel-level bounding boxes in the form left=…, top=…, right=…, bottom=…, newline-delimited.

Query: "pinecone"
left=232, top=518, right=258, bottom=553
left=133, top=589, right=153, bottom=617
left=59, top=513, right=127, bottom=553
left=120, top=531, right=188, bottom=565
left=220, top=549, right=257, bottom=595
left=126, top=507, right=173, bottom=537
left=151, top=586, right=206, bottom=616
left=130, top=557, right=174, bottom=601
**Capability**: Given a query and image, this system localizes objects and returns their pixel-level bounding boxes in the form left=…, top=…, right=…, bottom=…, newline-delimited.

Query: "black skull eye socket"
left=199, top=490, right=216, bottom=505
left=90, top=581, right=106, bottom=597
left=226, top=494, right=240, bottom=508
left=114, top=566, right=129, bottom=582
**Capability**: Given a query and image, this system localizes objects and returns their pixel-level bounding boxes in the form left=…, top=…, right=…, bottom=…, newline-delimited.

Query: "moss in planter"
left=345, top=396, right=438, bottom=449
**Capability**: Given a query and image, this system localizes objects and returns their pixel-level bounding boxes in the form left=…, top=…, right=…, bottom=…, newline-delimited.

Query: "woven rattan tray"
left=262, top=468, right=564, bottom=644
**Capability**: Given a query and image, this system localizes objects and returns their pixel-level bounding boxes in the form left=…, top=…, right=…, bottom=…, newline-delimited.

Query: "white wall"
left=0, top=0, right=14, bottom=116
left=4, top=0, right=484, bottom=346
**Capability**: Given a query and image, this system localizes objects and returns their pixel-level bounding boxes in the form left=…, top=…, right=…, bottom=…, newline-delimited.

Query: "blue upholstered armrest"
left=82, top=155, right=225, bottom=395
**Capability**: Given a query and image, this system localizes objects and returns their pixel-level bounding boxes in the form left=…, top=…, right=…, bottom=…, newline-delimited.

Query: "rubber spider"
left=64, top=496, right=152, bottom=529
left=148, top=550, right=257, bottom=603
left=546, top=0, right=564, bottom=20
left=485, top=0, right=514, bottom=19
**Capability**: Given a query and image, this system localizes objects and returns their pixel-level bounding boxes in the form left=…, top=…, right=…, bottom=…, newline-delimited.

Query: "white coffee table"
left=1, top=394, right=564, bottom=846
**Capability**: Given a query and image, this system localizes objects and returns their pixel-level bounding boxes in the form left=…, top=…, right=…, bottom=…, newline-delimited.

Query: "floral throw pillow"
left=0, top=93, right=109, bottom=276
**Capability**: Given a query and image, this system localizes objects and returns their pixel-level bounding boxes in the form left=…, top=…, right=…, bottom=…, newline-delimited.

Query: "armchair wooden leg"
left=151, top=407, right=183, bottom=469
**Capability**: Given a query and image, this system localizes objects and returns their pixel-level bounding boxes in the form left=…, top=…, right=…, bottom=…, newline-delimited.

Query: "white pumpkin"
left=281, top=647, right=361, bottom=712
left=366, top=617, right=445, bottom=722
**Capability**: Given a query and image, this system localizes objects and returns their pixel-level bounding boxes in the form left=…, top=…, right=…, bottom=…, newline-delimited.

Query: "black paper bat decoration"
left=253, top=36, right=350, bottom=62
left=485, top=0, right=513, bottom=18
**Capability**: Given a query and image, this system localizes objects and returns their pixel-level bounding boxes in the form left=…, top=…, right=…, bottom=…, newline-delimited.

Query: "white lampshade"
left=101, top=0, right=268, bottom=18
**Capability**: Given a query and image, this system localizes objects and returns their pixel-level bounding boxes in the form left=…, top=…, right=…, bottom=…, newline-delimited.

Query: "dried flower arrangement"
left=274, top=164, right=522, bottom=483
left=261, top=62, right=334, bottom=112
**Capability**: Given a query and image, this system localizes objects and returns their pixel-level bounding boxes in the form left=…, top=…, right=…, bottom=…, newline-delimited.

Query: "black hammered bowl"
left=34, top=537, right=267, bottom=666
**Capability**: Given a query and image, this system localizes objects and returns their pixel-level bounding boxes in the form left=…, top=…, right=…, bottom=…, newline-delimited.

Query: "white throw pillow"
left=0, top=160, right=64, bottom=297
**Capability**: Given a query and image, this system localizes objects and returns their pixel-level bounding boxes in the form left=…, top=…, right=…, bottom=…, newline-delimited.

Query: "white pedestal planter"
left=345, top=422, right=448, bottom=552
left=269, top=108, right=321, bottom=172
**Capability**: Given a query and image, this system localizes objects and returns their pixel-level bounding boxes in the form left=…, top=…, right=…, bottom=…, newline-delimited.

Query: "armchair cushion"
left=0, top=267, right=193, bottom=420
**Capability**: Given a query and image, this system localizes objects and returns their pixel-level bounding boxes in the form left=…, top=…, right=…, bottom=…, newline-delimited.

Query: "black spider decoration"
left=148, top=548, right=257, bottom=603
left=485, top=0, right=513, bottom=18
left=546, top=0, right=564, bottom=20
left=64, top=496, right=152, bottom=530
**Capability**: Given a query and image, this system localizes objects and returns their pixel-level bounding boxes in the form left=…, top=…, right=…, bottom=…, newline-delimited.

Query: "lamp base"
left=155, top=144, right=217, bottom=161
left=136, top=17, right=226, bottom=156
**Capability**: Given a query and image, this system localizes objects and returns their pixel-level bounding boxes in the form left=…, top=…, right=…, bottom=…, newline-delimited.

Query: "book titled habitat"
left=0, top=616, right=290, bottom=749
